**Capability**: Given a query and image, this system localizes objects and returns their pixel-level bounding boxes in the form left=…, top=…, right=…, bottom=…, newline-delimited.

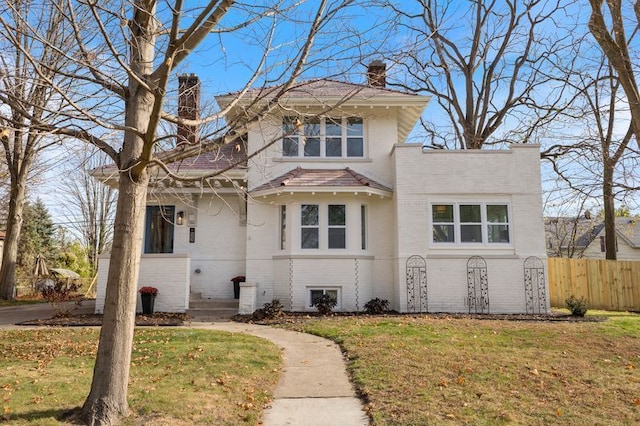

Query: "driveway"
left=0, top=300, right=95, bottom=327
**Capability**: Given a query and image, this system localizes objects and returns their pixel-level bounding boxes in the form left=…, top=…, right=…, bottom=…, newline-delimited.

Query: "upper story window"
left=283, top=117, right=364, bottom=158
left=432, top=203, right=510, bottom=245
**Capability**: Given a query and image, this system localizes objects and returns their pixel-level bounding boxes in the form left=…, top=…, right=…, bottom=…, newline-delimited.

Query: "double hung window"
left=301, top=204, right=320, bottom=249
left=283, top=117, right=363, bottom=158
left=432, top=203, right=510, bottom=244
left=300, top=204, right=347, bottom=249
left=328, top=205, right=346, bottom=249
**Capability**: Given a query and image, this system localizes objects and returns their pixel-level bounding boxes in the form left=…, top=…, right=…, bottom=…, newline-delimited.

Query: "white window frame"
left=308, top=288, right=341, bottom=308
left=279, top=205, right=286, bottom=250
left=431, top=202, right=512, bottom=246
left=328, top=204, right=347, bottom=249
left=299, top=204, right=348, bottom=250
left=361, top=204, right=367, bottom=250
left=282, top=116, right=364, bottom=158
left=301, top=204, right=320, bottom=249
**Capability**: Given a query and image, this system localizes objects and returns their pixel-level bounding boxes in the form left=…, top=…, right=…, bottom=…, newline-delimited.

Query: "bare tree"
left=0, top=0, right=364, bottom=423
left=0, top=0, right=77, bottom=299
left=542, top=44, right=640, bottom=260
left=587, top=0, right=640, bottom=258
left=383, top=0, right=576, bottom=149
left=59, top=146, right=116, bottom=273
left=588, top=0, right=640, bottom=141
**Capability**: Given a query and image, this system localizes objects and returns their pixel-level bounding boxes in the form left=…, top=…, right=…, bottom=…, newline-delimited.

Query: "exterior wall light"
left=176, top=211, right=185, bottom=225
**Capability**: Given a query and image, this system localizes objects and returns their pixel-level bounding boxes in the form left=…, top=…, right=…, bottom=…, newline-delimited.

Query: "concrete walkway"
left=0, top=303, right=369, bottom=425
left=194, top=322, right=369, bottom=426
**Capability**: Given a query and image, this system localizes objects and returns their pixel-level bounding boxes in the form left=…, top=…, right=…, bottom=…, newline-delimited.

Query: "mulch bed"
left=14, top=310, right=605, bottom=327
left=17, top=313, right=188, bottom=327
left=232, top=310, right=607, bottom=326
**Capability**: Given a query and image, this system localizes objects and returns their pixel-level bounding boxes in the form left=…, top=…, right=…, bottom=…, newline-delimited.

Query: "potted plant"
left=139, top=286, right=158, bottom=314
left=230, top=275, right=245, bottom=299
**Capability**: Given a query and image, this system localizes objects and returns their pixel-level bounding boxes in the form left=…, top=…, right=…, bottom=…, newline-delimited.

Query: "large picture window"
left=283, top=117, right=363, bottom=158
left=432, top=203, right=510, bottom=245
left=144, top=206, right=175, bottom=253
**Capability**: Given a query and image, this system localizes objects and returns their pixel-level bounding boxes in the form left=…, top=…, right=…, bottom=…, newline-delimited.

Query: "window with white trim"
left=328, top=205, right=346, bottom=249
left=432, top=203, right=510, bottom=244
left=309, top=288, right=340, bottom=308
left=361, top=204, right=367, bottom=250
left=301, top=204, right=319, bottom=249
left=279, top=205, right=286, bottom=250
left=300, top=204, right=347, bottom=249
left=283, top=117, right=364, bottom=158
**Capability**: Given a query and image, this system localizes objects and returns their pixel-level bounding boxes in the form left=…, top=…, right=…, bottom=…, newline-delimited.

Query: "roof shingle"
left=251, top=167, right=391, bottom=193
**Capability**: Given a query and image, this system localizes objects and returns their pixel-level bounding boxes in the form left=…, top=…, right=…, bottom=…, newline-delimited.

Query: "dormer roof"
left=216, top=79, right=430, bottom=144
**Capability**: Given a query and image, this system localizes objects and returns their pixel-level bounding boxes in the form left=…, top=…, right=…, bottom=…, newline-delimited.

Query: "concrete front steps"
left=187, top=293, right=239, bottom=321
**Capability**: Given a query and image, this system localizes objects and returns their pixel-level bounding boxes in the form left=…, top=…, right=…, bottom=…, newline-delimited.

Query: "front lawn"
left=287, top=312, right=640, bottom=425
left=0, top=328, right=281, bottom=425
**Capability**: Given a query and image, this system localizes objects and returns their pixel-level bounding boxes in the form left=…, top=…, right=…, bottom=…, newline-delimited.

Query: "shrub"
left=364, top=298, right=389, bottom=315
left=41, top=280, right=80, bottom=317
left=566, top=295, right=588, bottom=317
left=262, top=299, right=284, bottom=319
left=313, top=294, right=337, bottom=315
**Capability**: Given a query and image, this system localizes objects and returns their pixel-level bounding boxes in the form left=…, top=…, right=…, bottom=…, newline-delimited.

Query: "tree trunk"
left=81, top=1, right=157, bottom=421
left=603, top=162, right=617, bottom=260
left=80, top=171, right=149, bottom=425
left=0, top=174, right=27, bottom=300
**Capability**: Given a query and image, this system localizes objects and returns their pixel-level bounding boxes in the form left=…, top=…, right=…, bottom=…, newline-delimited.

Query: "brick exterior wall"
left=392, top=144, right=549, bottom=314
left=95, top=253, right=190, bottom=313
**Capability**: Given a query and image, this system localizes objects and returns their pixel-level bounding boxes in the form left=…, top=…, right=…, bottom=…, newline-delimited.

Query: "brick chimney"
left=367, top=60, right=386, bottom=88
left=178, top=74, right=200, bottom=145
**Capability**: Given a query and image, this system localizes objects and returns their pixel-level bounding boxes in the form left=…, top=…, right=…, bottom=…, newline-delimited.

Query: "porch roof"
left=250, top=167, right=392, bottom=197
left=92, top=139, right=248, bottom=190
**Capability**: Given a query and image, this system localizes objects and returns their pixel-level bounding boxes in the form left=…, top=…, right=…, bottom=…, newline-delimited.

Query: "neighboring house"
left=94, top=62, right=549, bottom=315
left=545, top=216, right=640, bottom=260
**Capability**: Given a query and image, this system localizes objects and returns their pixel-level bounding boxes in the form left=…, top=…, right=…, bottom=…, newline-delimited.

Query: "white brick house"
left=94, top=63, right=549, bottom=315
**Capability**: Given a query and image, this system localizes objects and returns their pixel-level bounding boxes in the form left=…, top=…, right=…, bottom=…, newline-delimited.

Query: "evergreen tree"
left=17, top=199, right=59, bottom=282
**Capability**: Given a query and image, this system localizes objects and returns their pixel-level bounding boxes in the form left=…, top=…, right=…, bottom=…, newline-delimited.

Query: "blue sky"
left=34, top=0, right=640, bottom=228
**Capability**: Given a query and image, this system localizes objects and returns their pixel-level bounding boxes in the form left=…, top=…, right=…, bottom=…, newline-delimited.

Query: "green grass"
left=285, top=313, right=640, bottom=425
left=0, top=328, right=281, bottom=425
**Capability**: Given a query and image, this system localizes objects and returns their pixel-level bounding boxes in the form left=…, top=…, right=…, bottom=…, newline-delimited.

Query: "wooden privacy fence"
left=547, top=258, right=640, bottom=311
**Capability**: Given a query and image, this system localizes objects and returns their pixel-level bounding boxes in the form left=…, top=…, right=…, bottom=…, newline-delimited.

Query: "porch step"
left=187, top=294, right=239, bottom=321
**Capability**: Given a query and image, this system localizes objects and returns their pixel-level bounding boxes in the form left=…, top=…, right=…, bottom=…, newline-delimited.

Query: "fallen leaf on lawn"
left=633, top=398, right=640, bottom=406
left=439, top=379, right=448, bottom=388
left=456, top=376, right=465, bottom=385
left=445, top=413, right=456, bottom=419
left=556, top=408, right=562, bottom=417
left=531, top=368, right=539, bottom=376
